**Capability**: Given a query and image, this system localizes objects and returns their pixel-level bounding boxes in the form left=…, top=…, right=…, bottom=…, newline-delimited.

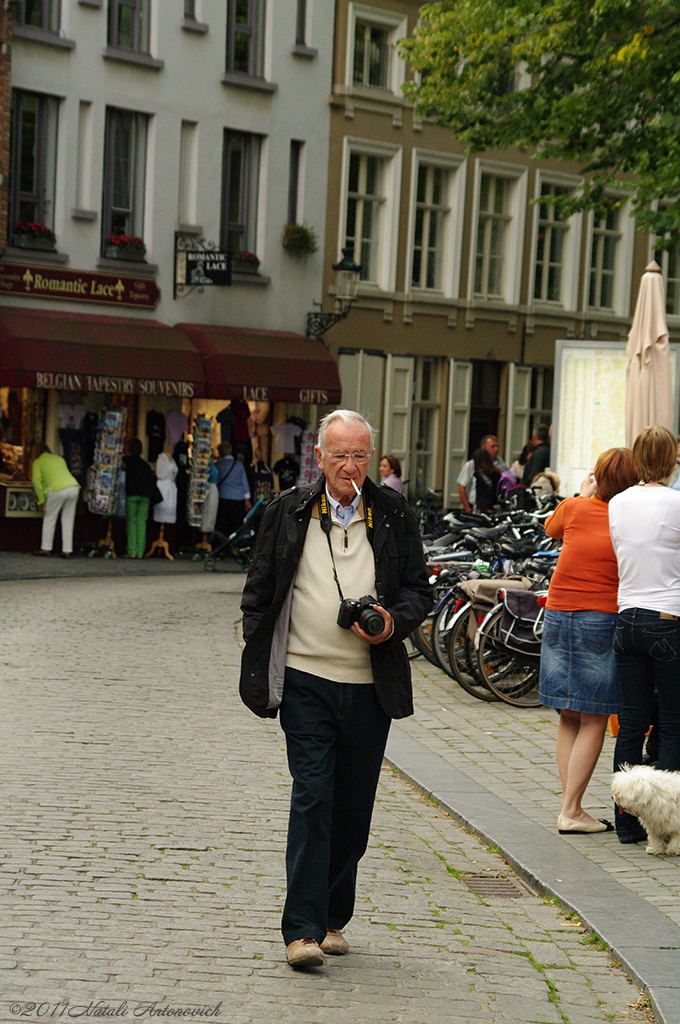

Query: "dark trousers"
left=613, top=608, right=680, bottom=834
left=279, top=667, right=391, bottom=945
left=613, top=608, right=680, bottom=773
left=216, top=498, right=245, bottom=539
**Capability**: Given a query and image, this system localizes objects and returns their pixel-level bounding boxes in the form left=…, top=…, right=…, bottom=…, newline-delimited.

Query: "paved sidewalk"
left=0, top=550, right=242, bottom=581
left=0, top=571, right=674, bottom=1024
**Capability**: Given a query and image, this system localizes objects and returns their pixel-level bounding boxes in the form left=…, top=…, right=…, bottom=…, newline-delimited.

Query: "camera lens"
left=359, top=606, right=384, bottom=636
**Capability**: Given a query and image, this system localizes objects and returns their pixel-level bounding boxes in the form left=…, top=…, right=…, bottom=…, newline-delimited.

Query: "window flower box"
left=12, top=222, right=57, bottom=251
left=105, top=233, right=147, bottom=261
left=231, top=250, right=260, bottom=273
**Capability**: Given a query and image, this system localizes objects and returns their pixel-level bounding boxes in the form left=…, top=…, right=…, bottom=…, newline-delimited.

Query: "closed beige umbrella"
left=625, top=260, right=674, bottom=448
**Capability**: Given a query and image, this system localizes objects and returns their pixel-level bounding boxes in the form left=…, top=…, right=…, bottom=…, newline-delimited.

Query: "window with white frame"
left=342, top=140, right=401, bottom=291
left=15, top=0, right=60, bottom=31
left=588, top=209, right=621, bottom=310
left=102, top=107, right=148, bottom=249
left=345, top=152, right=384, bottom=284
left=408, top=152, right=466, bottom=299
left=410, top=357, right=441, bottom=497
left=226, top=0, right=264, bottom=77
left=474, top=174, right=511, bottom=299
left=534, top=183, right=570, bottom=303
left=354, top=20, right=391, bottom=88
left=585, top=197, right=634, bottom=316
left=654, top=218, right=680, bottom=317
left=9, top=90, right=59, bottom=240
left=472, top=164, right=526, bottom=304
left=108, top=0, right=151, bottom=53
left=532, top=175, right=583, bottom=310
left=412, top=164, right=448, bottom=291
left=221, top=130, right=261, bottom=255
left=348, top=4, right=406, bottom=95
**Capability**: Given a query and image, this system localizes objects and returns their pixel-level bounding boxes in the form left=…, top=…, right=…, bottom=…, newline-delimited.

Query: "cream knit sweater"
left=285, top=501, right=377, bottom=683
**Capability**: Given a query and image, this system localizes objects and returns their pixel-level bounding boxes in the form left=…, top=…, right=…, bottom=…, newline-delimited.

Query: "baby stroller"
left=204, top=496, right=264, bottom=572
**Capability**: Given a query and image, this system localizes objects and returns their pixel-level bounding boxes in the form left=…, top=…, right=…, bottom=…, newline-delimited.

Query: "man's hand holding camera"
left=337, top=594, right=393, bottom=645
left=351, top=603, right=393, bottom=645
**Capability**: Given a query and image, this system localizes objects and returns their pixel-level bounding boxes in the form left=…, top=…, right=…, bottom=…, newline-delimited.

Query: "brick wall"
left=0, top=4, right=12, bottom=253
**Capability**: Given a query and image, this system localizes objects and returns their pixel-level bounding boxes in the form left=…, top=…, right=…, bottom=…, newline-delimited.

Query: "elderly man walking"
left=239, top=409, right=433, bottom=967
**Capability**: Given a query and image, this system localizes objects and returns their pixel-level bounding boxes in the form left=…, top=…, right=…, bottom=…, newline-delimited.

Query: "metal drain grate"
left=461, top=875, right=535, bottom=898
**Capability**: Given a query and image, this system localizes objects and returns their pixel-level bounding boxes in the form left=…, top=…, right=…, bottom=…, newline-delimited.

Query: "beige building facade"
left=321, top=0, right=673, bottom=505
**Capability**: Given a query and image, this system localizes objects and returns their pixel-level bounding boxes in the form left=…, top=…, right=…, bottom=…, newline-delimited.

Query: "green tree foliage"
left=399, top=0, right=680, bottom=244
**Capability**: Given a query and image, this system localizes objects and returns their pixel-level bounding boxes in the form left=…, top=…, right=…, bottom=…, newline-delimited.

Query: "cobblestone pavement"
left=398, top=660, right=680, bottom=929
left=1, top=574, right=656, bottom=1024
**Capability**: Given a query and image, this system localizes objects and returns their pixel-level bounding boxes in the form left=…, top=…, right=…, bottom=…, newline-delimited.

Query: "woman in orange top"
left=539, top=448, right=638, bottom=835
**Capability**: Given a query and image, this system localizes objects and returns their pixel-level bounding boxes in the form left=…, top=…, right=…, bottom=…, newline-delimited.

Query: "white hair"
left=318, top=409, right=376, bottom=452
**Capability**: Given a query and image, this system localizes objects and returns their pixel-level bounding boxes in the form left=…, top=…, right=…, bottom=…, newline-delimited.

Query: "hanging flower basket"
left=105, top=233, right=147, bottom=261
left=12, top=221, right=57, bottom=251
left=231, top=250, right=260, bottom=273
left=282, top=222, right=318, bottom=260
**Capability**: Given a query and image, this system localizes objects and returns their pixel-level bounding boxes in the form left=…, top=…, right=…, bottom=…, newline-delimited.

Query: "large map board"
left=553, top=340, right=680, bottom=497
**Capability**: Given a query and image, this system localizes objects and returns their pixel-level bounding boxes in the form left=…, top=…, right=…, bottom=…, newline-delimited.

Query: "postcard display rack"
left=187, top=414, right=212, bottom=531
left=87, top=408, right=127, bottom=555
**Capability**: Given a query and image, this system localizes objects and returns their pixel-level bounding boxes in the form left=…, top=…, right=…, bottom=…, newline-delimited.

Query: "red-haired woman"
left=539, top=448, right=638, bottom=835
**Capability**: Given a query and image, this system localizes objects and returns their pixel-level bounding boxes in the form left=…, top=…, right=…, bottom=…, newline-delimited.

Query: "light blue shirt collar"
left=326, top=486, right=361, bottom=528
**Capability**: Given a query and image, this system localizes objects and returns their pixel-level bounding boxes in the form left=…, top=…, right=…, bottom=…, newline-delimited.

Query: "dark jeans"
left=279, top=667, right=391, bottom=945
left=216, top=498, right=245, bottom=539
left=613, top=608, right=680, bottom=776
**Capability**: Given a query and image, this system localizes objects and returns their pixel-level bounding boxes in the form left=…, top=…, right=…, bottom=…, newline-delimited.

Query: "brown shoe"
left=320, top=928, right=349, bottom=955
left=286, top=938, right=325, bottom=968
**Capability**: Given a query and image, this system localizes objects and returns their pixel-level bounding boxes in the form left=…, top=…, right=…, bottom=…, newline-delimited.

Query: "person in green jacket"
left=31, top=444, right=80, bottom=558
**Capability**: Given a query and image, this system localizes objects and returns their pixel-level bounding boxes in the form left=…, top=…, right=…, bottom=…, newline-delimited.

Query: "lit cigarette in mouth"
left=351, top=479, right=361, bottom=497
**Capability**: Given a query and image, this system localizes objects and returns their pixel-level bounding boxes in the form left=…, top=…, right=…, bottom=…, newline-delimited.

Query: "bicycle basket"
left=498, top=589, right=546, bottom=655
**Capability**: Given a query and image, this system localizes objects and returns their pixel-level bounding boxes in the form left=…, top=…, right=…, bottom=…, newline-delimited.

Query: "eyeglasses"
left=324, top=450, right=374, bottom=464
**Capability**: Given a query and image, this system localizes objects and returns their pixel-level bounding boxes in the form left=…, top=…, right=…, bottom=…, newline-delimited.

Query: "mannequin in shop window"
left=149, top=447, right=178, bottom=557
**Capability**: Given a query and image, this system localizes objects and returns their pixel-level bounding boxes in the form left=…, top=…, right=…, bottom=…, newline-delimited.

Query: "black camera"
left=337, top=595, right=384, bottom=636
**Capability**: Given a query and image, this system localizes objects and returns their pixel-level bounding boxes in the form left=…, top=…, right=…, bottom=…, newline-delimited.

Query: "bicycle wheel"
left=408, top=616, right=439, bottom=666
left=431, top=590, right=463, bottom=677
left=475, top=606, right=541, bottom=707
left=447, top=604, right=501, bottom=701
left=405, top=633, right=423, bottom=660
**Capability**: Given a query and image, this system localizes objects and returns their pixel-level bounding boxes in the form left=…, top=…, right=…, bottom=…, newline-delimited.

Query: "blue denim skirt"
left=539, top=609, right=621, bottom=714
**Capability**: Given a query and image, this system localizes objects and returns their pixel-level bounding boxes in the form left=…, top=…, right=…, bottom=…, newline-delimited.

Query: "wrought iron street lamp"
left=306, top=248, right=361, bottom=344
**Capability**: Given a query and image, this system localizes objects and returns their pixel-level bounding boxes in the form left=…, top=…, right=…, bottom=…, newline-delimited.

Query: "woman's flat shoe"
left=558, top=815, right=614, bottom=834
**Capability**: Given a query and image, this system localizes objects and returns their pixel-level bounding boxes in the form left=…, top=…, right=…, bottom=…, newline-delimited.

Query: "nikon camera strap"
left=318, top=490, right=374, bottom=604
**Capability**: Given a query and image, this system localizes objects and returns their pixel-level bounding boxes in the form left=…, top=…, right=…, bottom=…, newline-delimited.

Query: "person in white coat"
left=151, top=449, right=178, bottom=552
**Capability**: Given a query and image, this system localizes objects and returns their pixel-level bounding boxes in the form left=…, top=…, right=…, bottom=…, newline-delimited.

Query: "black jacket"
left=122, top=453, right=157, bottom=500
left=239, top=475, right=433, bottom=720
left=522, top=442, right=551, bottom=486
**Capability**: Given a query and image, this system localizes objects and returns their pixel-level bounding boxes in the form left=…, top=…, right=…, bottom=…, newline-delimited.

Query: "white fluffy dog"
left=611, top=764, right=680, bottom=856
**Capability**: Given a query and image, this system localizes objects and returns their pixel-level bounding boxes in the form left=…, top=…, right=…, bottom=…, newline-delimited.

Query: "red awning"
left=176, top=323, right=342, bottom=404
left=0, top=307, right=205, bottom=397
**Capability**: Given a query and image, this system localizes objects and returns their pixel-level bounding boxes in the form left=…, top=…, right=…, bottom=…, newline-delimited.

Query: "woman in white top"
left=608, top=425, right=680, bottom=843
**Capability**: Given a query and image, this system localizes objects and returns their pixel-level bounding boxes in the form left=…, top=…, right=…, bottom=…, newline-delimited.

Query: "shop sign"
left=35, top=372, right=195, bottom=397
left=185, top=251, right=232, bottom=286
left=239, top=385, right=329, bottom=403
left=0, top=262, right=160, bottom=308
